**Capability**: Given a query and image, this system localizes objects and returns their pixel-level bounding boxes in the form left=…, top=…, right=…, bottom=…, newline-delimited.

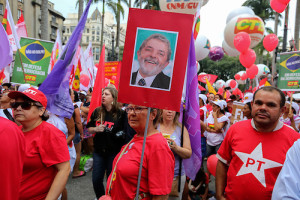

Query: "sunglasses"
left=10, top=102, right=40, bottom=110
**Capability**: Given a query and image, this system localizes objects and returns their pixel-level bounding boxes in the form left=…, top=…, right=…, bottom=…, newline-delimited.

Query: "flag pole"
left=17, top=50, right=27, bottom=83
left=178, top=102, right=186, bottom=193
left=135, top=107, right=151, bottom=200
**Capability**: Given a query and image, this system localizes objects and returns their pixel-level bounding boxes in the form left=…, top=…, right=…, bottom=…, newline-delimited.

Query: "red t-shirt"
left=0, top=117, right=25, bottom=200
left=107, top=133, right=175, bottom=199
left=19, top=121, right=70, bottom=200
left=206, top=104, right=212, bottom=112
left=217, top=120, right=300, bottom=200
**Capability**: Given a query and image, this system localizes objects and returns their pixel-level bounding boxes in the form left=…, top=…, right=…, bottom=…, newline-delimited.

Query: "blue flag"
left=39, top=0, right=92, bottom=118
left=182, top=35, right=202, bottom=180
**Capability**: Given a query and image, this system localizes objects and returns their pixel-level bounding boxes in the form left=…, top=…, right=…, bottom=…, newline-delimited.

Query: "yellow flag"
left=265, top=81, right=271, bottom=86
left=206, top=78, right=217, bottom=95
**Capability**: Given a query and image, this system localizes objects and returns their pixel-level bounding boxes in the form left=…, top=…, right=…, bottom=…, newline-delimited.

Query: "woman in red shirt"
left=8, top=87, right=70, bottom=200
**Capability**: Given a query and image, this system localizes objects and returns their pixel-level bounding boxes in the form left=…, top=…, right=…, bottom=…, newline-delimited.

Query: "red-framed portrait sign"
left=118, top=8, right=194, bottom=111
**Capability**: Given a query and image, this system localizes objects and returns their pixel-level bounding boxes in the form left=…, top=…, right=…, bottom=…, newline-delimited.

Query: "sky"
left=50, top=0, right=297, bottom=47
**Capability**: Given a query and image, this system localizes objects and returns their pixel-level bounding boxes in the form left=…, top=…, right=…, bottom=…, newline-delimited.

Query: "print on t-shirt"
left=235, top=143, right=283, bottom=187
left=96, top=121, right=115, bottom=131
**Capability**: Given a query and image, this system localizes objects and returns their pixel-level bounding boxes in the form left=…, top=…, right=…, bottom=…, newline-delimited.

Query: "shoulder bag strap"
left=107, top=138, right=133, bottom=195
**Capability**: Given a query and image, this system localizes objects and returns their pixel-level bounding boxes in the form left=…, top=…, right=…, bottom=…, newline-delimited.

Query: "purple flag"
left=39, top=0, right=92, bottom=118
left=0, top=23, right=13, bottom=70
left=182, top=34, right=202, bottom=180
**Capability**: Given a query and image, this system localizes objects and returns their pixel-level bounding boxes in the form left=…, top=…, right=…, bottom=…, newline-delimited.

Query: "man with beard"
left=215, top=86, right=300, bottom=200
left=131, top=33, right=171, bottom=90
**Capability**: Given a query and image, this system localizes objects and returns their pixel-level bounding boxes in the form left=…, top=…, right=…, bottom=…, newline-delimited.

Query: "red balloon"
left=239, top=49, right=256, bottom=68
left=234, top=74, right=241, bottom=80
left=80, top=74, right=90, bottom=87
left=234, top=32, right=251, bottom=53
left=278, top=0, right=290, bottom=4
left=270, top=0, right=287, bottom=13
left=229, top=80, right=237, bottom=89
left=241, top=73, right=247, bottom=80
left=263, top=34, right=279, bottom=52
left=207, top=154, right=218, bottom=177
left=99, top=195, right=112, bottom=200
left=246, top=64, right=259, bottom=79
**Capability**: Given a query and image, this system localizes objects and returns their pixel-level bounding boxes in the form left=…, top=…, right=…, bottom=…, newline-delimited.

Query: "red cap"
left=8, top=87, right=47, bottom=108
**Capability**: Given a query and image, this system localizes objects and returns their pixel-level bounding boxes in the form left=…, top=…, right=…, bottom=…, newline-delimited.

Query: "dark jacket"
left=131, top=71, right=171, bottom=90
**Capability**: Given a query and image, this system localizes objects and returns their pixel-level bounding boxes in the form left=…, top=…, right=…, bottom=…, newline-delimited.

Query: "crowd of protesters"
left=1, top=82, right=300, bottom=200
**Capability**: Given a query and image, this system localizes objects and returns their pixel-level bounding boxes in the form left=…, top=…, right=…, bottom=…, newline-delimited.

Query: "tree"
left=242, top=0, right=277, bottom=23
left=40, top=0, right=49, bottom=40
left=199, top=56, right=245, bottom=81
left=78, top=0, right=84, bottom=21
left=134, top=0, right=160, bottom=10
left=295, top=0, right=300, bottom=50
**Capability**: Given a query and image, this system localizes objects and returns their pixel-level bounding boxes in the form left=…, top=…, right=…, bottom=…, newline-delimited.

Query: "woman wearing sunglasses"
left=87, top=87, right=131, bottom=199
left=8, top=87, right=70, bottom=200
left=104, top=105, right=175, bottom=199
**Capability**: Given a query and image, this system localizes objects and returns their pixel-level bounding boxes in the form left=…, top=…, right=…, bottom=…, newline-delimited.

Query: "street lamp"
left=289, top=39, right=295, bottom=51
left=111, top=30, right=115, bottom=61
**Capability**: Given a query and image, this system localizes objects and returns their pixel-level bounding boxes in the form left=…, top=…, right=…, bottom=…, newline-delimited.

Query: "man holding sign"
left=131, top=33, right=172, bottom=90
left=216, top=86, right=300, bottom=200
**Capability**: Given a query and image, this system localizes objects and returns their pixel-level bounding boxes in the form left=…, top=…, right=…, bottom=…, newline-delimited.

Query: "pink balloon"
left=246, top=64, right=259, bottom=79
left=278, top=0, right=290, bottom=4
left=80, top=74, right=90, bottom=87
left=263, top=34, right=279, bottom=52
left=270, top=0, right=287, bottom=13
left=111, top=75, right=117, bottom=80
left=105, top=78, right=109, bottom=86
left=230, top=80, right=237, bottom=89
left=241, top=73, right=247, bottom=80
left=234, top=74, right=241, bottom=80
left=239, top=49, right=256, bottom=68
left=234, top=32, right=251, bottom=53
left=207, top=154, right=218, bottom=177
left=111, top=67, right=116, bottom=72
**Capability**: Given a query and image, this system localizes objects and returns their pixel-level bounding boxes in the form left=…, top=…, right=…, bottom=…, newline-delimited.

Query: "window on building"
left=86, top=36, right=89, bottom=43
left=97, top=31, right=100, bottom=35
left=52, top=16, right=56, bottom=23
left=70, top=26, right=76, bottom=33
left=0, top=4, right=3, bottom=16
left=92, top=36, right=95, bottom=41
left=92, top=31, right=95, bottom=35
left=17, top=9, right=22, bottom=19
left=96, top=36, right=99, bottom=42
left=51, top=27, right=56, bottom=36
left=67, top=28, right=69, bottom=33
left=87, top=28, right=89, bottom=33
left=93, top=47, right=100, bottom=61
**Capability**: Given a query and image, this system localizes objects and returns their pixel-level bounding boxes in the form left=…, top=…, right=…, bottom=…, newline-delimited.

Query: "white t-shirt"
left=206, top=114, right=229, bottom=146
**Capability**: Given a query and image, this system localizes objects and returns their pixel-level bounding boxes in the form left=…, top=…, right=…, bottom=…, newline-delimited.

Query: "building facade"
left=63, top=8, right=126, bottom=63
left=0, top=0, right=64, bottom=42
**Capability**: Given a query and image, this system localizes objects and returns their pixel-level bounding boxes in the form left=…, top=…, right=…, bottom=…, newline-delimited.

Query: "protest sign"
left=230, top=101, right=245, bottom=125
left=104, top=61, right=120, bottom=88
left=11, top=37, right=53, bottom=86
left=118, top=8, right=194, bottom=111
left=278, top=51, right=300, bottom=91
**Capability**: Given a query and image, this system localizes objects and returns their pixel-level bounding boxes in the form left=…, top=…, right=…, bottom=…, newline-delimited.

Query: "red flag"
left=115, top=61, right=122, bottom=90
left=198, top=74, right=218, bottom=84
left=198, top=84, right=206, bottom=91
left=16, top=11, right=27, bottom=39
left=87, top=45, right=105, bottom=122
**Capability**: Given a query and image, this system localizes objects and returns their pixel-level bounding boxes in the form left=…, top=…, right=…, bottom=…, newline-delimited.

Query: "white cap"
left=212, top=100, right=225, bottom=110
left=79, top=91, right=87, bottom=96
left=199, top=94, right=207, bottom=105
left=244, top=93, right=253, bottom=104
left=18, top=84, right=31, bottom=92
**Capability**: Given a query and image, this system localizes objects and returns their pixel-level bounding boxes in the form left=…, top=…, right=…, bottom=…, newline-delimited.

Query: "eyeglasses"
left=125, top=106, right=148, bottom=114
left=10, top=102, right=40, bottom=110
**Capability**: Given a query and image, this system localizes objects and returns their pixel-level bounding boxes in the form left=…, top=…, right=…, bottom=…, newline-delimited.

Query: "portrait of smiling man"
left=131, top=33, right=173, bottom=90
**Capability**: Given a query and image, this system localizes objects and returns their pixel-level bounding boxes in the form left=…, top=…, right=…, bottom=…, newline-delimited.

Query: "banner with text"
left=11, top=37, right=53, bottom=86
left=230, top=101, right=245, bottom=125
left=278, top=51, right=300, bottom=91
left=105, top=61, right=119, bottom=88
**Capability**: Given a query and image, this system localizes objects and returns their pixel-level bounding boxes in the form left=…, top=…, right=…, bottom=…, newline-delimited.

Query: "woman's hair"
left=96, top=87, right=120, bottom=121
left=73, top=91, right=79, bottom=102
left=158, top=110, right=181, bottom=128
left=89, top=87, right=93, bottom=93
left=246, top=102, right=252, bottom=113
left=34, top=101, right=49, bottom=121
left=215, top=94, right=223, bottom=100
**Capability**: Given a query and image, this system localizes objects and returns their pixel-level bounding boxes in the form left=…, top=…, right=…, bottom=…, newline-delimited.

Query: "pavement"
left=66, top=161, right=216, bottom=200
